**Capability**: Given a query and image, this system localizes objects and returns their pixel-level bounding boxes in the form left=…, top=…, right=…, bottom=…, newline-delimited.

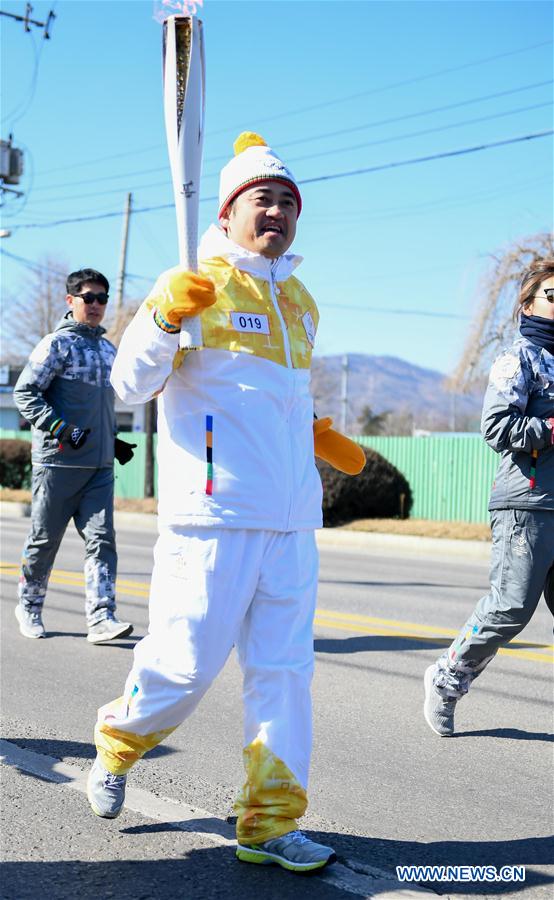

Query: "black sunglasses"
left=74, top=291, right=109, bottom=305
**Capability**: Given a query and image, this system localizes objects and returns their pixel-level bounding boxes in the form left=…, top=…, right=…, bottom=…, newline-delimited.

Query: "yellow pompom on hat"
left=218, top=132, right=302, bottom=218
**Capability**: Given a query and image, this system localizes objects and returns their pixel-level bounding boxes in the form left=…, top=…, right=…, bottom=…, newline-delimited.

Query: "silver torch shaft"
left=162, top=15, right=206, bottom=349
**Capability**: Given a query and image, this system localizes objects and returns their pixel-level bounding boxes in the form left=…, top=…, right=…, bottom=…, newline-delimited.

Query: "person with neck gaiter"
left=424, top=259, right=554, bottom=737
left=86, top=132, right=365, bottom=872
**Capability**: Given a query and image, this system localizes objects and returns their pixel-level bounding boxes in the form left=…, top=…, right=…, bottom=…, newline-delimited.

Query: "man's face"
left=66, top=280, right=108, bottom=326
left=219, top=181, right=298, bottom=259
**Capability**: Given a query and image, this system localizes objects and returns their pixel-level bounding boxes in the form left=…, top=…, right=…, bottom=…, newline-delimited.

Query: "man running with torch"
left=87, top=133, right=365, bottom=871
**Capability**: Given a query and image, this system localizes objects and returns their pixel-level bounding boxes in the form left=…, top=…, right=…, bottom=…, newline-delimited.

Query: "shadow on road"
left=320, top=578, right=483, bottom=589
left=0, top=852, right=342, bottom=900
left=315, top=635, right=451, bottom=653
left=2, top=737, right=176, bottom=763
left=2, top=832, right=552, bottom=899
left=314, top=636, right=552, bottom=655
left=454, top=727, right=554, bottom=743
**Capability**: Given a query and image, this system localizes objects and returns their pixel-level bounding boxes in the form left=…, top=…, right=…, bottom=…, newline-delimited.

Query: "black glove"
left=59, top=423, right=90, bottom=449
left=114, top=437, right=137, bottom=465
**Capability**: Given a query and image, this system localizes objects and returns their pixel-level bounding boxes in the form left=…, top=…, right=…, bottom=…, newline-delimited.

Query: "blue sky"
left=1, top=0, right=552, bottom=372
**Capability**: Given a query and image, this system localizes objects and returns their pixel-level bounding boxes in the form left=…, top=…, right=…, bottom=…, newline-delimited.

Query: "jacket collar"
left=198, top=224, right=302, bottom=283
left=55, top=310, right=106, bottom=337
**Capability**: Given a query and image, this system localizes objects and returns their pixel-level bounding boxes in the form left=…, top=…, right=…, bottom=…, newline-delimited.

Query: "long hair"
left=513, top=257, right=554, bottom=321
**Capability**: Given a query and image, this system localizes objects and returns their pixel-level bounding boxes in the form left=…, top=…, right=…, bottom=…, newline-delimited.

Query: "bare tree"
left=104, top=301, right=141, bottom=348
left=0, top=256, right=145, bottom=362
left=0, top=255, right=69, bottom=360
left=449, top=232, right=554, bottom=392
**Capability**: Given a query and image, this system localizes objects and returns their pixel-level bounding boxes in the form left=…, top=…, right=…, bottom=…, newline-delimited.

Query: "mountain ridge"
left=311, top=353, right=484, bottom=434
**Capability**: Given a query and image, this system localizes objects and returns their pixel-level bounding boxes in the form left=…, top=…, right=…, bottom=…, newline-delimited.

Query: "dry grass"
left=114, top=497, right=158, bottom=514
left=343, top=518, right=491, bottom=541
left=0, top=488, right=31, bottom=503
left=0, top=489, right=491, bottom=540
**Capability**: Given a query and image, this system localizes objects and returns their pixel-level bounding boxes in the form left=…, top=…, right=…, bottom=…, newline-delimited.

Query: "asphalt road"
left=1, top=515, right=553, bottom=900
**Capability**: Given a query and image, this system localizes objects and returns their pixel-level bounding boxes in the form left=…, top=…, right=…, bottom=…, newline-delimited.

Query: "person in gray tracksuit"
left=13, top=267, right=135, bottom=644
left=424, top=258, right=554, bottom=736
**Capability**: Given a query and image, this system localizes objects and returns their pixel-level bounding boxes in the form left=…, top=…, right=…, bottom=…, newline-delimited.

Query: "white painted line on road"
left=0, top=739, right=435, bottom=898
left=0, top=739, right=234, bottom=847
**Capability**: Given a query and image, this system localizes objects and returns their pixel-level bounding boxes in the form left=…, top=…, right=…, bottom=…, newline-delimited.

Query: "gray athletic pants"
left=434, top=508, right=554, bottom=699
left=18, top=466, right=117, bottom=626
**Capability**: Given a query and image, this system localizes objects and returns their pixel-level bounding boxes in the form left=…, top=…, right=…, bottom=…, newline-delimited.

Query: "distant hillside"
left=311, top=354, right=484, bottom=434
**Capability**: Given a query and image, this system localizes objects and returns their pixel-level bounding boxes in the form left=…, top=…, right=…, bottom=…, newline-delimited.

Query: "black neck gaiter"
left=519, top=314, right=554, bottom=356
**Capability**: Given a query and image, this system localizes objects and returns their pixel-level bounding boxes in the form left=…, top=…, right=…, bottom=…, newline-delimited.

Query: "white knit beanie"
left=218, top=132, right=302, bottom=218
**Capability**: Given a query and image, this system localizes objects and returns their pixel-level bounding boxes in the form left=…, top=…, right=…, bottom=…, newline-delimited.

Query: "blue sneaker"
left=87, top=755, right=127, bottom=818
left=236, top=830, right=336, bottom=872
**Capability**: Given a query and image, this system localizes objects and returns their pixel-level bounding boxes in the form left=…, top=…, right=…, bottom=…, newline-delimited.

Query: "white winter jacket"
left=111, top=226, right=323, bottom=531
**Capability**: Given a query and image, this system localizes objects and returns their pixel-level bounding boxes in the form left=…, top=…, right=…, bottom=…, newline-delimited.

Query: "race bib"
left=230, top=312, right=270, bottom=335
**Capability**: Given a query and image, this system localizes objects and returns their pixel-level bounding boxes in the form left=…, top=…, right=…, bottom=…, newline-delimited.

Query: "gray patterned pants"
left=434, top=508, right=554, bottom=700
left=19, top=466, right=117, bottom=626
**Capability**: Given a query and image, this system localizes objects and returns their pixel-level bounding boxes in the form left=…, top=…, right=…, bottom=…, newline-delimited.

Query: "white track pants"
left=95, top=526, right=319, bottom=843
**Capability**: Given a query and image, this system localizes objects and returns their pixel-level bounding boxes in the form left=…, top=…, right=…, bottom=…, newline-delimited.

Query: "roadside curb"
left=316, top=527, right=491, bottom=560
left=0, top=739, right=435, bottom=899
left=1, top=500, right=491, bottom=560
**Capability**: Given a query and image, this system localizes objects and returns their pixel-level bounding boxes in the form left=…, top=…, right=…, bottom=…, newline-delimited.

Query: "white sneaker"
left=15, top=604, right=45, bottom=639
left=424, top=664, right=457, bottom=736
left=236, top=830, right=336, bottom=872
left=87, top=755, right=127, bottom=818
left=87, top=615, right=133, bottom=644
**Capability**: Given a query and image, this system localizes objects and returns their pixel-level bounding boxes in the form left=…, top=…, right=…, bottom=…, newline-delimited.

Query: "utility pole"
left=115, top=192, right=132, bottom=313
left=340, top=353, right=349, bottom=434
left=0, top=5, right=56, bottom=38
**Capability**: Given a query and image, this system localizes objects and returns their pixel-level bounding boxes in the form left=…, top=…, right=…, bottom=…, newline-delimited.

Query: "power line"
left=1, top=4, right=57, bottom=127
left=286, top=101, right=552, bottom=166
left=208, top=40, right=554, bottom=135
left=0, top=250, right=470, bottom=319
left=318, top=302, right=468, bottom=321
left=36, top=144, right=164, bottom=177
left=27, top=103, right=551, bottom=208
left=31, top=40, right=554, bottom=176
left=22, top=96, right=553, bottom=208
left=300, top=129, right=554, bottom=187
left=204, top=79, right=554, bottom=162
left=29, top=78, right=552, bottom=195
left=12, top=129, right=553, bottom=230
left=0, top=247, right=66, bottom=276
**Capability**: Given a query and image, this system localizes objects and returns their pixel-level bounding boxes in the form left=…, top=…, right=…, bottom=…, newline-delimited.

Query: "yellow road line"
left=1, top=563, right=149, bottom=597
left=313, top=616, right=554, bottom=663
left=2, top=562, right=552, bottom=663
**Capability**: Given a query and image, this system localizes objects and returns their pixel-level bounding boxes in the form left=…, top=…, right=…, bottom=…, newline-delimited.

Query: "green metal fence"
left=356, top=435, right=497, bottom=523
left=0, top=430, right=158, bottom=499
left=1, top=430, right=498, bottom=523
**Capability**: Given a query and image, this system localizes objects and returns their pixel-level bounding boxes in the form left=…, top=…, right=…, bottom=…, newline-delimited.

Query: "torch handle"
left=177, top=211, right=203, bottom=349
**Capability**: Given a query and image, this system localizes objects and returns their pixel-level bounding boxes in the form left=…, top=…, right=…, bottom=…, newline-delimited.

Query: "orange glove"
left=146, top=267, right=217, bottom=333
left=313, top=417, right=366, bottom=475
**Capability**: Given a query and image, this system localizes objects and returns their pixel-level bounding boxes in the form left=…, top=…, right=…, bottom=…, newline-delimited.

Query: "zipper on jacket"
left=97, top=338, right=106, bottom=468
left=269, top=261, right=292, bottom=369
left=268, top=260, right=296, bottom=526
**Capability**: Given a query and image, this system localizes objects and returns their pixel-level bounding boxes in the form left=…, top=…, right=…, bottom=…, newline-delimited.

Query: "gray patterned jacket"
left=482, top=335, right=554, bottom=510
left=14, top=313, right=117, bottom=468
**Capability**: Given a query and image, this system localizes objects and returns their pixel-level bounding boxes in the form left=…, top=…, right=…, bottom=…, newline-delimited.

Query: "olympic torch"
left=162, top=14, right=206, bottom=349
